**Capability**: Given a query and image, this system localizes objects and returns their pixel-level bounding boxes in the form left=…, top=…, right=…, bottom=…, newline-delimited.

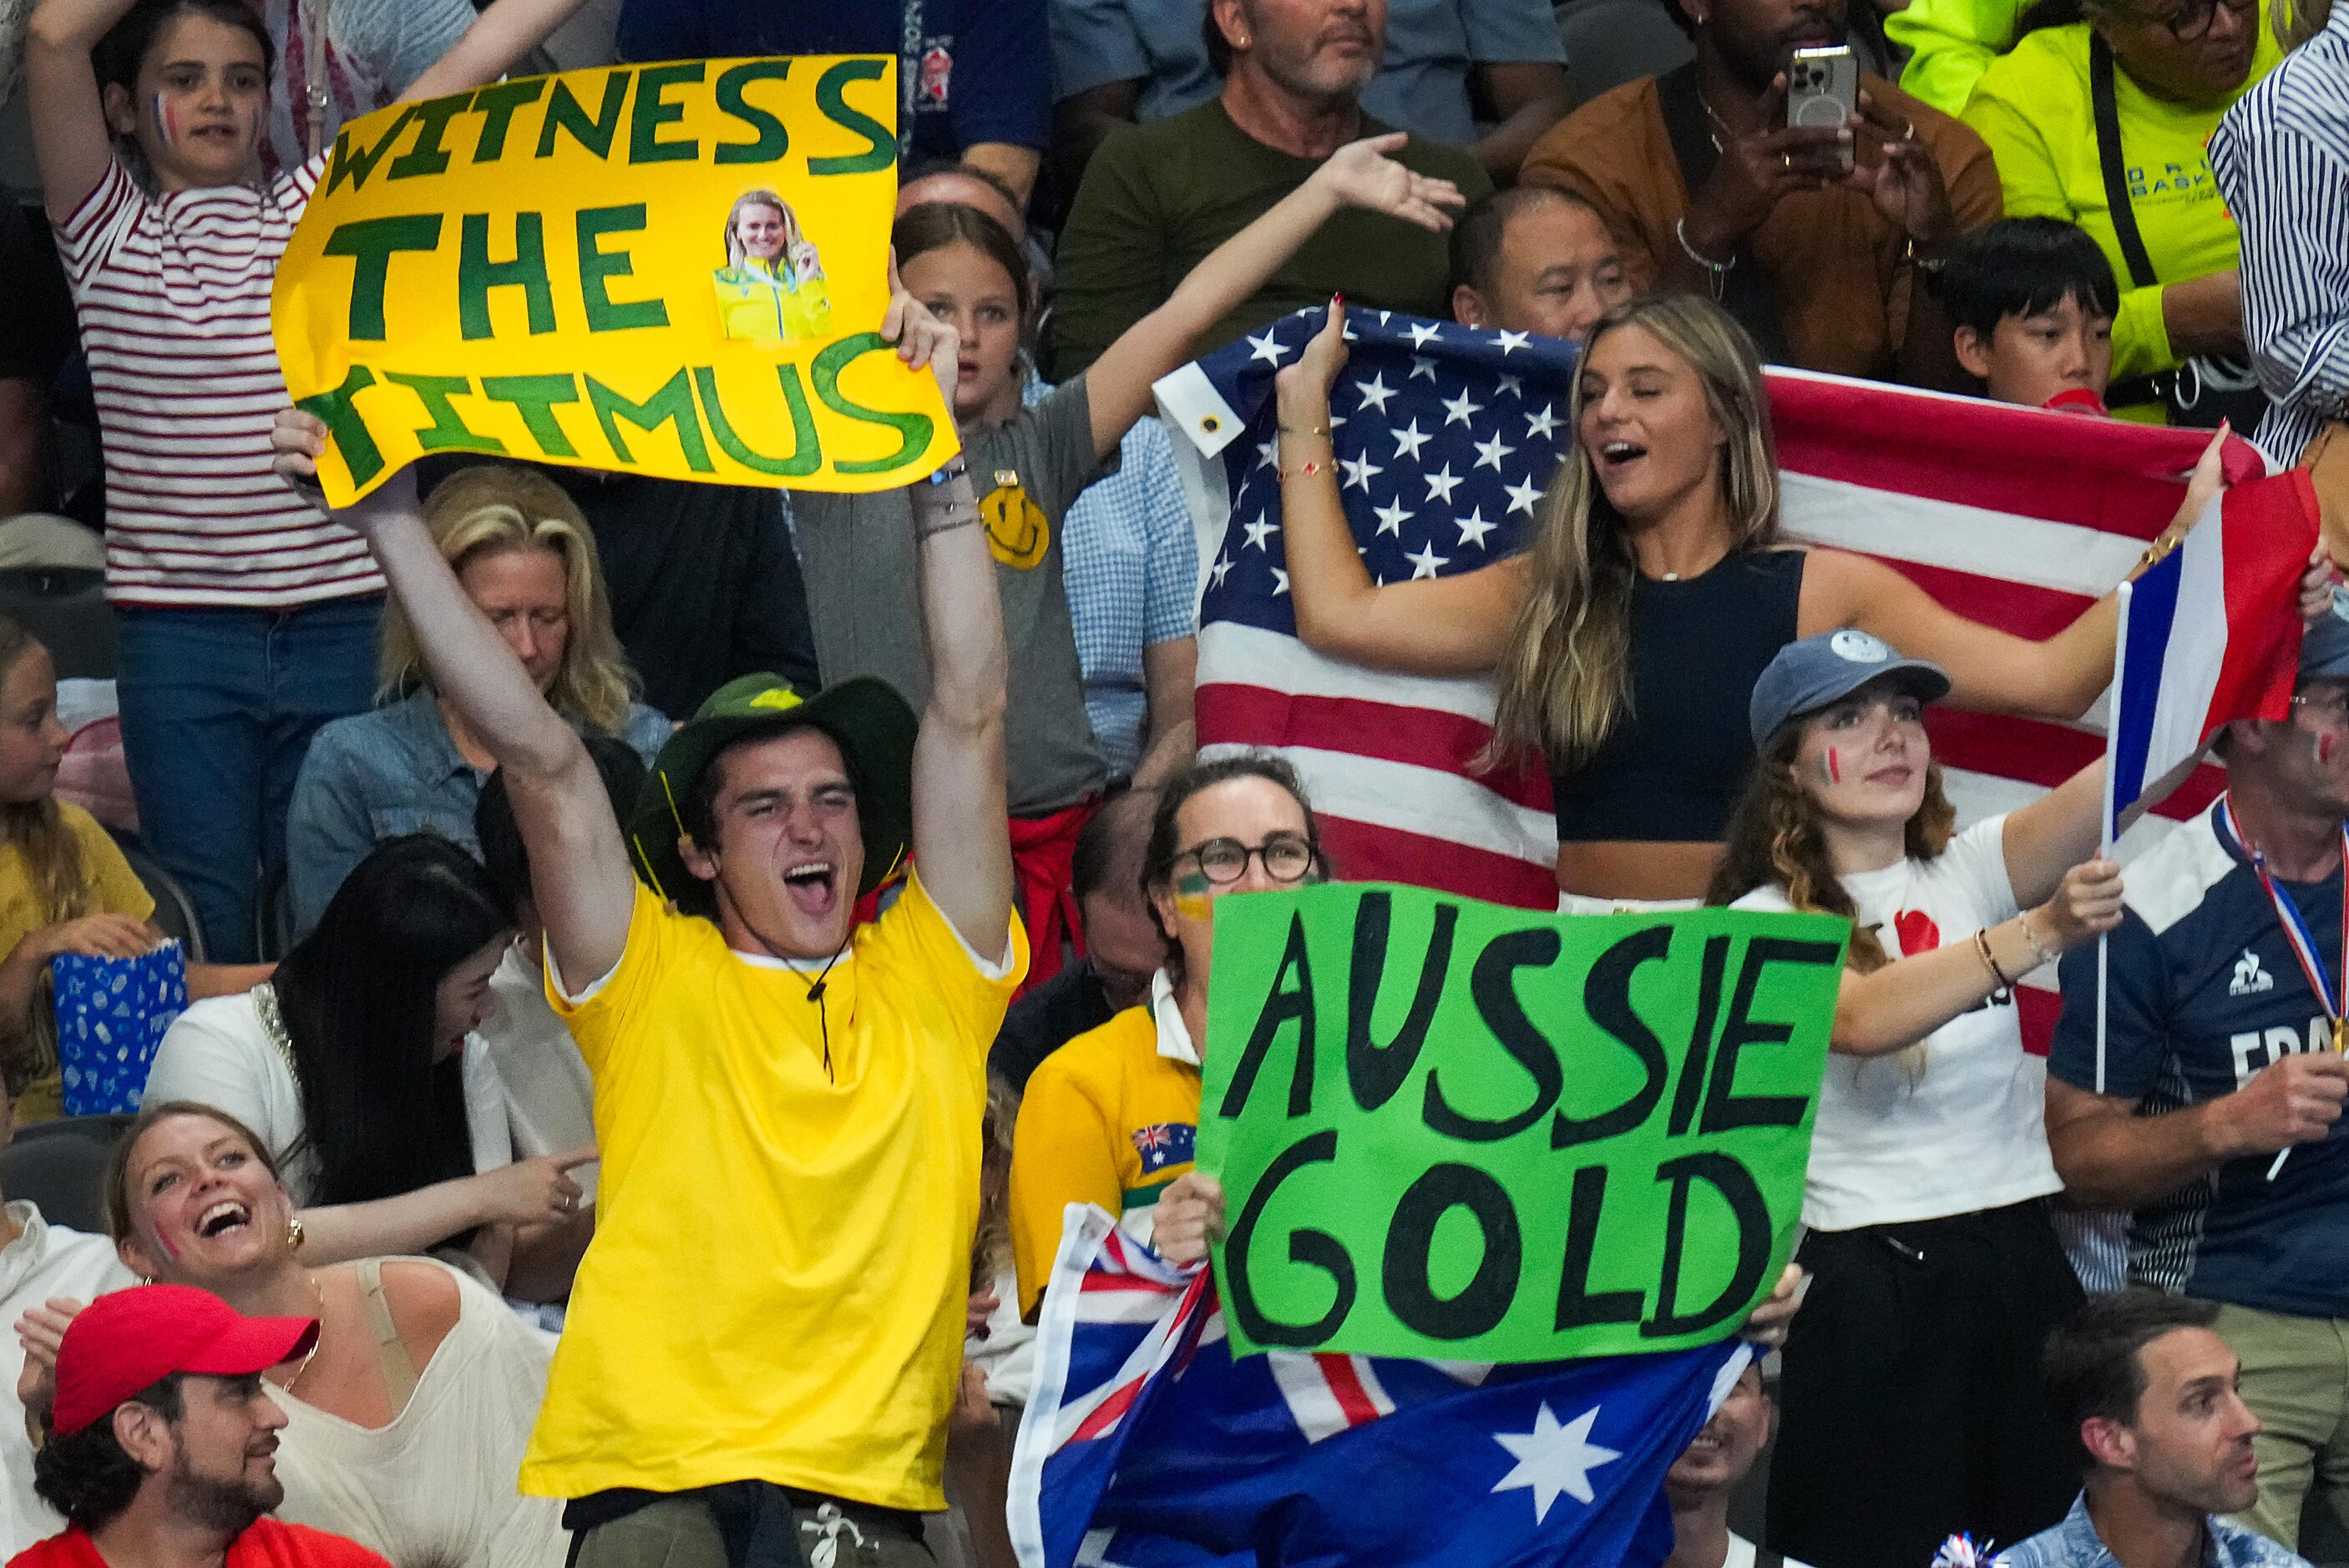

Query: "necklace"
left=1698, top=91, right=1738, bottom=153
left=277, top=1272, right=327, bottom=1398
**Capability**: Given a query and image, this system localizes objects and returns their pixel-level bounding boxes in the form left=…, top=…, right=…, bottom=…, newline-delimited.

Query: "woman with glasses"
left=1004, top=754, right=1325, bottom=1318
left=1959, top=0, right=2282, bottom=422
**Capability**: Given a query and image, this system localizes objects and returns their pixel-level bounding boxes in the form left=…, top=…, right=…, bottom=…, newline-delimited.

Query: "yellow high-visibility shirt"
left=523, top=873, right=1025, bottom=1511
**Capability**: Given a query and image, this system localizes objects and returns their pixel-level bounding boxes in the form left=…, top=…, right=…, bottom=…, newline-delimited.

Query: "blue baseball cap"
left=1749, top=630, right=1953, bottom=746
left=2301, top=588, right=2349, bottom=683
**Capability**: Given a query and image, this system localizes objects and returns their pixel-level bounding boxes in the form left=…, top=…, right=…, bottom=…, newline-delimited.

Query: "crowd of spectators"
left=0, top=0, right=2341, bottom=1565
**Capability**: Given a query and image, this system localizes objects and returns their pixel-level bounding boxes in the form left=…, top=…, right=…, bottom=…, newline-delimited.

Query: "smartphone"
left=1787, top=43, right=1859, bottom=172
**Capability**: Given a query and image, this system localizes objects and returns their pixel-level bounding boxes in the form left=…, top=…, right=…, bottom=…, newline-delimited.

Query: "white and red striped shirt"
left=53, top=159, right=384, bottom=609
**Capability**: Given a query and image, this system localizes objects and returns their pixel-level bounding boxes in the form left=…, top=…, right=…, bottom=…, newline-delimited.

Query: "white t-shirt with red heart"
left=1733, top=813, right=2063, bottom=1232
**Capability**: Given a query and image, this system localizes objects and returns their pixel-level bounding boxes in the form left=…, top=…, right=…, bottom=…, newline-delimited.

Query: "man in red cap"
left=14, top=1285, right=387, bottom=1568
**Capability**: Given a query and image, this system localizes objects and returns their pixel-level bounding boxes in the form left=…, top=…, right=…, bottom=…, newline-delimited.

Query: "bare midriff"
left=1554, top=840, right=1724, bottom=905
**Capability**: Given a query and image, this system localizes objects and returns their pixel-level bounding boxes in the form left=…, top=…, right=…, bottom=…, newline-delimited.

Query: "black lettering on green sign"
left=1346, top=891, right=1455, bottom=1112
left=713, top=61, right=792, bottom=164
left=458, top=213, right=555, bottom=340
left=1382, top=1163, right=1521, bottom=1340
left=1699, top=938, right=1838, bottom=1135
left=469, top=78, right=548, bottom=164
left=1667, top=934, right=1732, bottom=1136
left=1643, top=1151, right=1771, bottom=1338
left=1552, top=924, right=1671, bottom=1150
left=808, top=58, right=896, bottom=175
left=1226, top=1130, right=1355, bottom=1349
left=1552, top=1166, right=1643, bottom=1330
left=692, top=367, right=821, bottom=477
left=387, top=91, right=474, bottom=180
left=629, top=62, right=704, bottom=164
left=813, top=334, right=931, bottom=473
left=575, top=205, right=669, bottom=332
left=1219, top=911, right=1318, bottom=1120
left=324, top=106, right=418, bottom=197
left=481, top=375, right=582, bottom=458
left=536, top=71, right=631, bottom=159
left=384, top=372, right=506, bottom=454
left=294, top=365, right=385, bottom=487
left=1424, top=928, right=1562, bottom=1142
left=587, top=370, right=714, bottom=471
left=322, top=215, right=443, bottom=341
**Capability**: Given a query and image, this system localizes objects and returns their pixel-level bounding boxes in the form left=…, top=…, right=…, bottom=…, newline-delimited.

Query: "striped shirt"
left=52, top=159, right=384, bottom=609
left=2208, top=2, right=2349, bottom=469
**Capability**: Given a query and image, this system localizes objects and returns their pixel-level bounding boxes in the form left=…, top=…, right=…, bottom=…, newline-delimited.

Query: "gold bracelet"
left=1279, top=423, right=1332, bottom=438
left=2138, top=530, right=2183, bottom=571
left=1278, top=459, right=1328, bottom=482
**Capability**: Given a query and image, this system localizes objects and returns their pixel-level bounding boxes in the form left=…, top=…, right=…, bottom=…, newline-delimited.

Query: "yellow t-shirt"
left=1008, top=1003, right=1202, bottom=1318
left=3, top=804, right=154, bottom=1122
left=522, top=873, right=1025, bottom=1510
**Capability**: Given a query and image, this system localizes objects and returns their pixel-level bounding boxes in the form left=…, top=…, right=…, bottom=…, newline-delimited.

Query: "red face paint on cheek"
left=1820, top=747, right=1840, bottom=786
left=151, top=1222, right=179, bottom=1264
left=2321, top=732, right=2336, bottom=766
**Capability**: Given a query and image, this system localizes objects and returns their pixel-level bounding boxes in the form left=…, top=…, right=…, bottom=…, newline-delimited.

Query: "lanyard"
left=2220, top=795, right=2349, bottom=1053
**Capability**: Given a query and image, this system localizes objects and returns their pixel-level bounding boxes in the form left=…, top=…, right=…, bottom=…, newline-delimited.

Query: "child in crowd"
left=19, top=0, right=582, bottom=963
left=1941, top=218, right=2123, bottom=415
left=0, top=615, right=261, bottom=1120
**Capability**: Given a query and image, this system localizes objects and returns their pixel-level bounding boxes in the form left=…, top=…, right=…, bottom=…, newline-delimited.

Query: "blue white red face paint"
left=151, top=92, right=176, bottom=146
left=1820, top=747, right=1841, bottom=787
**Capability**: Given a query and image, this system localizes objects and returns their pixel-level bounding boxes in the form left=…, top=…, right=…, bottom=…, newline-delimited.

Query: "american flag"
left=1156, top=310, right=2298, bottom=1042
left=1006, top=1203, right=1748, bottom=1568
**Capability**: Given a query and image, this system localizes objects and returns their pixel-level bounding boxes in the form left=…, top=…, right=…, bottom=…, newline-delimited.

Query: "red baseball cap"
left=52, top=1285, right=317, bottom=1437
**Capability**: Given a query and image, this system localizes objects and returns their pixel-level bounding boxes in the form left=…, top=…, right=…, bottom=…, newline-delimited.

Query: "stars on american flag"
left=1201, top=306, right=1574, bottom=636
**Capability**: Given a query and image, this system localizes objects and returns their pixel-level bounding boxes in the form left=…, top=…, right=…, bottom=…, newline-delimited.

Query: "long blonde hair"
left=1486, top=296, right=1779, bottom=769
left=722, top=190, right=803, bottom=267
left=377, top=466, right=639, bottom=735
left=0, top=619, right=89, bottom=1095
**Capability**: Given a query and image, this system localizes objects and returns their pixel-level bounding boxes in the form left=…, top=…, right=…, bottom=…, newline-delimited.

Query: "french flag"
left=2104, top=471, right=2321, bottom=841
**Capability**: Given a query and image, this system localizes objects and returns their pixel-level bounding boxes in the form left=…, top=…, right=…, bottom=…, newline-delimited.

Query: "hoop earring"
left=286, top=1216, right=306, bottom=1254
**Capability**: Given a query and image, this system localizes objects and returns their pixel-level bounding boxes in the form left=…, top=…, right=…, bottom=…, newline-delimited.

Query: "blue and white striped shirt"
left=2209, top=3, right=2349, bottom=468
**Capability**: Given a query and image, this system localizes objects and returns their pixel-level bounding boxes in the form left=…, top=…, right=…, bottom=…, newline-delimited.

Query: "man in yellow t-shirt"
left=278, top=292, right=1020, bottom=1568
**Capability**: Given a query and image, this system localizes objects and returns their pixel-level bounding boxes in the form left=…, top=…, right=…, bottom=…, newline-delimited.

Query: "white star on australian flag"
left=1491, top=1402, right=1621, bottom=1525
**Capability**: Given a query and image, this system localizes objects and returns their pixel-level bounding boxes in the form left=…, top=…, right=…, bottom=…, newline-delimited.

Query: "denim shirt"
left=2002, top=1493, right=2312, bottom=1568
left=285, top=690, right=671, bottom=933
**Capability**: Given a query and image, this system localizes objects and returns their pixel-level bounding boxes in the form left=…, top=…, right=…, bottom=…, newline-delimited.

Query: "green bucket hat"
left=629, top=672, right=918, bottom=913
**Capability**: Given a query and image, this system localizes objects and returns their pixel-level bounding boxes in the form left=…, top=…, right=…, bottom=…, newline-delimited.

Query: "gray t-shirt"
left=794, top=379, right=1111, bottom=817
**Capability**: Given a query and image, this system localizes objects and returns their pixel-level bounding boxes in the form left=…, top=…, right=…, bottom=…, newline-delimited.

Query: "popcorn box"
left=53, top=941, right=187, bottom=1115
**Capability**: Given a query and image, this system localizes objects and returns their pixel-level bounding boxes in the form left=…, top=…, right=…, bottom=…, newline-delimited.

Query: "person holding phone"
left=1518, top=0, right=2003, bottom=387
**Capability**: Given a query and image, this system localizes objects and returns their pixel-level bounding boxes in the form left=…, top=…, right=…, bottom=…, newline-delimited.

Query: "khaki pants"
left=2210, top=1301, right=2349, bottom=1550
left=570, top=1494, right=937, bottom=1568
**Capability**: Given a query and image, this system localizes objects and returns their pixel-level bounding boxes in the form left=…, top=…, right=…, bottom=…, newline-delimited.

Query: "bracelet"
left=924, top=454, right=969, bottom=488
left=1279, top=423, right=1332, bottom=438
left=2019, top=909, right=2059, bottom=969
left=915, top=508, right=981, bottom=542
left=1675, top=217, right=1734, bottom=302
left=1973, top=927, right=2017, bottom=994
left=2138, top=529, right=2184, bottom=571
left=1278, top=459, right=1328, bottom=482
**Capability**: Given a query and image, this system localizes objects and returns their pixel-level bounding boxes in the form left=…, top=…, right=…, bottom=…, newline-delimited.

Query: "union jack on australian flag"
left=1007, top=1205, right=1749, bottom=1568
left=1154, top=307, right=1570, bottom=912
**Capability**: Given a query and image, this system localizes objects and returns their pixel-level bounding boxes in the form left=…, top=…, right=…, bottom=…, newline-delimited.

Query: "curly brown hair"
left=1705, top=724, right=1958, bottom=974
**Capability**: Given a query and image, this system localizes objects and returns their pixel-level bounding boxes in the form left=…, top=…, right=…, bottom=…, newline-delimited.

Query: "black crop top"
left=1550, top=548, right=1807, bottom=844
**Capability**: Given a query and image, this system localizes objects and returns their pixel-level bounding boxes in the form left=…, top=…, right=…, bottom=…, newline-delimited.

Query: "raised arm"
left=894, top=287, right=1016, bottom=959
left=271, top=422, right=635, bottom=992
left=400, top=0, right=588, bottom=103
left=1081, top=134, right=1466, bottom=459
left=23, top=0, right=135, bottom=221
left=1269, top=299, right=1532, bottom=675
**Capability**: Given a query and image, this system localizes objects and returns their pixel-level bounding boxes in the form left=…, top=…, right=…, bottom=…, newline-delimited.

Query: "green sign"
left=1197, top=883, right=1846, bottom=1363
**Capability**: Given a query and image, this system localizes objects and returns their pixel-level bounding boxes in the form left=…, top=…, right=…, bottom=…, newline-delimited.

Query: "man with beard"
left=1519, top=0, right=2002, bottom=386
left=1050, top=0, right=1492, bottom=377
left=18, top=1285, right=388, bottom=1568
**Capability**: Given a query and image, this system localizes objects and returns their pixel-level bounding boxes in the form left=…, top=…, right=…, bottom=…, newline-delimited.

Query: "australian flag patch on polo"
left=1131, top=1121, right=1196, bottom=1176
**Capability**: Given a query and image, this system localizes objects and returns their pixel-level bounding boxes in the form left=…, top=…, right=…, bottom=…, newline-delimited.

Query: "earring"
left=1237, top=33, right=1250, bottom=43
left=286, top=1216, right=305, bottom=1254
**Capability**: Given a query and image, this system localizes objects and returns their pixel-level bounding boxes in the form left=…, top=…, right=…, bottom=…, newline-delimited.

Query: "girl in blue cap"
left=1708, top=626, right=2129, bottom=1568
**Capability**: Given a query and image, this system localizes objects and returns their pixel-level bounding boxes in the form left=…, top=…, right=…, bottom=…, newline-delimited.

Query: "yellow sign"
left=271, top=56, right=959, bottom=505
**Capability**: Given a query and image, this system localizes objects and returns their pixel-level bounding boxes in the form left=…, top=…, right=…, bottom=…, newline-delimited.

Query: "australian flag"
left=1009, top=1205, right=1749, bottom=1568
left=1153, top=309, right=1577, bottom=911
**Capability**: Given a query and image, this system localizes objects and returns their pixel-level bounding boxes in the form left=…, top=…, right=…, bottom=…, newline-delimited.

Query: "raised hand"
left=2035, top=857, right=2124, bottom=950
left=883, top=247, right=960, bottom=409
left=270, top=407, right=420, bottom=540
left=1312, top=132, right=1468, bottom=234
left=1682, top=76, right=1850, bottom=260
left=1152, top=1171, right=1226, bottom=1267
left=1275, top=296, right=1352, bottom=409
